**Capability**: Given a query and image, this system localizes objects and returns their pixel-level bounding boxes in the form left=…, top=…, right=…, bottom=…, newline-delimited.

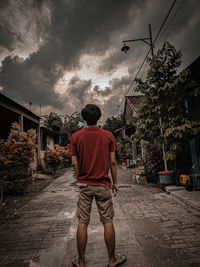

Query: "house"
left=123, top=95, right=144, bottom=163
left=124, top=95, right=144, bottom=119
left=0, top=92, right=40, bottom=171
left=0, top=92, right=58, bottom=172
left=40, top=126, right=59, bottom=169
left=185, top=56, right=200, bottom=189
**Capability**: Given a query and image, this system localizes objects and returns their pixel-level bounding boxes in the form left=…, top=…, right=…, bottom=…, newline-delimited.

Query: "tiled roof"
left=125, top=95, right=144, bottom=107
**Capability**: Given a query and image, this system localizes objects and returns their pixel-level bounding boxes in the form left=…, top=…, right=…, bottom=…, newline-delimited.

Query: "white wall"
left=47, top=135, right=54, bottom=150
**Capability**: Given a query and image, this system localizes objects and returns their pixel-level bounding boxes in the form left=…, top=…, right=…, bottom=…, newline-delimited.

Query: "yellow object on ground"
left=180, top=174, right=190, bottom=185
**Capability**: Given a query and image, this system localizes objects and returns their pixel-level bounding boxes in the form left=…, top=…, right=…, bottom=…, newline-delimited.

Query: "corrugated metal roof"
left=125, top=95, right=144, bottom=107
left=123, top=95, right=144, bottom=122
left=0, top=92, right=40, bottom=121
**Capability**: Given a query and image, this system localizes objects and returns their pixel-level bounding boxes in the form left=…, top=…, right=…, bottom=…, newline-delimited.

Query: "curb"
left=170, top=191, right=200, bottom=213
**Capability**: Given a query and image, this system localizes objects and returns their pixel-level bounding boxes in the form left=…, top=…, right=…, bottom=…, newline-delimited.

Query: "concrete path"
left=0, top=169, right=77, bottom=267
left=167, top=187, right=200, bottom=213
left=0, top=167, right=200, bottom=266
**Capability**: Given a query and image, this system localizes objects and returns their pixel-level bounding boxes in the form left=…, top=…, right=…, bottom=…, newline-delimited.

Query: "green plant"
left=54, top=144, right=70, bottom=167
left=60, top=112, right=84, bottom=146
left=44, top=112, right=63, bottom=134
left=134, top=41, right=200, bottom=174
left=44, top=144, right=69, bottom=173
left=144, top=144, right=163, bottom=183
left=45, top=149, right=62, bottom=174
left=0, top=122, right=37, bottom=196
left=103, top=114, right=124, bottom=136
left=60, top=148, right=70, bottom=167
left=103, top=114, right=133, bottom=161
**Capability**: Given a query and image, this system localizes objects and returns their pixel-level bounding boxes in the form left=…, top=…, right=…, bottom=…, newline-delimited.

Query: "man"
left=68, top=104, right=127, bottom=267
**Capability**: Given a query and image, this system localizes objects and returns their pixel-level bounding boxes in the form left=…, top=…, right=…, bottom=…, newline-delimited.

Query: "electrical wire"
left=113, top=50, right=151, bottom=116
left=139, top=59, right=149, bottom=81
left=113, top=0, right=178, bottom=117
left=153, top=0, right=177, bottom=44
left=158, top=0, right=186, bottom=42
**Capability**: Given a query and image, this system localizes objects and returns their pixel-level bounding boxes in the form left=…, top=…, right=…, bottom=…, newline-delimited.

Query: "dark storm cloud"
left=95, top=0, right=200, bottom=119
left=0, top=1, right=20, bottom=52
left=93, top=85, right=111, bottom=97
left=0, top=0, right=50, bottom=52
left=0, top=25, right=19, bottom=52
left=68, top=76, right=92, bottom=105
left=0, top=55, right=62, bottom=107
left=61, top=74, right=130, bottom=120
left=0, top=0, right=140, bottom=109
left=109, top=76, right=132, bottom=93
left=100, top=0, right=200, bottom=80
left=94, top=75, right=131, bottom=120
left=139, top=0, right=200, bottom=68
left=0, top=0, right=200, bottom=119
left=163, top=0, right=200, bottom=68
left=102, top=95, right=123, bottom=120
left=98, top=51, right=126, bottom=74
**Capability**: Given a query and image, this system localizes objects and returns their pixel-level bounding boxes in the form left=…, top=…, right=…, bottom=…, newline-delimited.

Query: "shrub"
left=0, top=122, right=37, bottom=196
left=44, top=145, right=69, bottom=174
left=144, top=144, right=164, bottom=184
left=58, top=145, right=70, bottom=168
left=45, top=149, right=62, bottom=174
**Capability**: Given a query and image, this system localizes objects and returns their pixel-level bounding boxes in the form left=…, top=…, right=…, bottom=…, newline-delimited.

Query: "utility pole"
left=121, top=24, right=168, bottom=171
left=148, top=24, right=154, bottom=59
left=149, top=25, right=168, bottom=171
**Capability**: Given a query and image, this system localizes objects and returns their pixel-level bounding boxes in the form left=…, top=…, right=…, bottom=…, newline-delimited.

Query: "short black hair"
left=81, top=104, right=101, bottom=125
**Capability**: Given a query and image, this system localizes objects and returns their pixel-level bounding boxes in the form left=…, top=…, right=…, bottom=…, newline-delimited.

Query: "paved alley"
left=0, top=167, right=200, bottom=267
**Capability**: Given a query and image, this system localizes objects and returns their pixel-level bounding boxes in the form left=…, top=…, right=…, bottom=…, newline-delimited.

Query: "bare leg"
left=76, top=222, right=88, bottom=267
left=104, top=222, right=120, bottom=266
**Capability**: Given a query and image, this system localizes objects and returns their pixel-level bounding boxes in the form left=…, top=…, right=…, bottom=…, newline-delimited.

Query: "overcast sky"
left=0, top=0, right=199, bottom=123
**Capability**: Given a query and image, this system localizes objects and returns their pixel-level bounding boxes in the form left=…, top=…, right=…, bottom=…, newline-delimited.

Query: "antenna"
left=29, top=101, right=32, bottom=111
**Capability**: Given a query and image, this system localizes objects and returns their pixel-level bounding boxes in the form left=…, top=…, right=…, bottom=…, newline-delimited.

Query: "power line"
left=113, top=0, right=178, bottom=117
left=113, top=50, right=150, bottom=116
left=139, top=59, right=149, bottom=81
left=158, top=0, right=186, bottom=42
left=153, top=0, right=177, bottom=44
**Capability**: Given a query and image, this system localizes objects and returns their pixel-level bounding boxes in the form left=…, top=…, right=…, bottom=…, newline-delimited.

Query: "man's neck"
left=87, top=124, right=97, bottom=128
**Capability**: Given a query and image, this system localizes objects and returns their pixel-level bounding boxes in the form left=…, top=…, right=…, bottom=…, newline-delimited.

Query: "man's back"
left=68, top=127, right=117, bottom=187
left=69, top=104, right=126, bottom=267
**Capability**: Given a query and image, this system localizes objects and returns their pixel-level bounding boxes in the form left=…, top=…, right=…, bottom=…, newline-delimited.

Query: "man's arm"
left=72, top=155, right=79, bottom=179
left=109, top=151, right=119, bottom=197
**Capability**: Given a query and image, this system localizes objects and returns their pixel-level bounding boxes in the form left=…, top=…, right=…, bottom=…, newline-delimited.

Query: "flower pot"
left=158, top=170, right=174, bottom=188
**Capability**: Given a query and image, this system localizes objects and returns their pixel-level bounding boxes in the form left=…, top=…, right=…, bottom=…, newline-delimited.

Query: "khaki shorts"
left=77, top=185, right=114, bottom=224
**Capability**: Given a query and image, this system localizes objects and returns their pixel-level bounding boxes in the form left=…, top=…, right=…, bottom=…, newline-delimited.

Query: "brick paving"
left=0, top=167, right=200, bottom=266
left=0, top=169, right=77, bottom=266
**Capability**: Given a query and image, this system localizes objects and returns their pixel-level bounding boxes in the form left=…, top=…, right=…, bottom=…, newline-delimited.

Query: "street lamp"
left=121, top=24, right=154, bottom=59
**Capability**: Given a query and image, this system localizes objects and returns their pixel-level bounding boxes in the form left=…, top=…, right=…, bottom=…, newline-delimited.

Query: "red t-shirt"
left=68, top=127, right=117, bottom=188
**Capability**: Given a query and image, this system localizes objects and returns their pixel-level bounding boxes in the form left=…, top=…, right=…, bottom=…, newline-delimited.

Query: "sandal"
left=72, top=256, right=79, bottom=267
left=72, top=256, right=86, bottom=267
left=107, top=253, right=127, bottom=267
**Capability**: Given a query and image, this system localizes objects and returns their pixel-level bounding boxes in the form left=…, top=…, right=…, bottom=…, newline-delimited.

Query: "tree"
left=103, top=114, right=124, bottom=136
left=133, top=41, right=200, bottom=174
left=44, top=112, right=63, bottom=134
left=103, top=114, right=133, bottom=161
left=60, top=112, right=84, bottom=146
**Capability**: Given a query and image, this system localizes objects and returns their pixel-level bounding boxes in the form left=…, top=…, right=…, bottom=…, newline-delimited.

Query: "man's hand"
left=72, top=156, right=79, bottom=179
left=112, top=183, right=119, bottom=197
